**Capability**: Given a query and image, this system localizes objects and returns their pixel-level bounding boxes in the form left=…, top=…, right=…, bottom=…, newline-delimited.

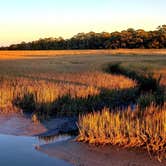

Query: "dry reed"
left=77, top=104, right=166, bottom=161
left=0, top=72, right=135, bottom=113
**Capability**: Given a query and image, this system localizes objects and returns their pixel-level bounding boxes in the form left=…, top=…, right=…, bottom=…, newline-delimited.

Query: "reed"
left=77, top=104, right=166, bottom=161
left=0, top=72, right=135, bottom=116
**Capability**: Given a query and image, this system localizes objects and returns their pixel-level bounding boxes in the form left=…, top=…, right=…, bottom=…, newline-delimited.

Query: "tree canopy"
left=1, top=25, right=166, bottom=50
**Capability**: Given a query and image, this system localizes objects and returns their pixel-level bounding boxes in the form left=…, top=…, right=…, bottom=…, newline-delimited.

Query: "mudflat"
left=0, top=113, right=76, bottom=136
left=39, top=138, right=166, bottom=166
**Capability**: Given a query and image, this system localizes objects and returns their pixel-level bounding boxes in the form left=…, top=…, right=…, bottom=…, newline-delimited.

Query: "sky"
left=0, top=0, right=166, bottom=46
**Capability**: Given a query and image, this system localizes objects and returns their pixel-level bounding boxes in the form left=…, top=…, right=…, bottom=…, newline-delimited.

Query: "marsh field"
left=0, top=49, right=166, bottom=166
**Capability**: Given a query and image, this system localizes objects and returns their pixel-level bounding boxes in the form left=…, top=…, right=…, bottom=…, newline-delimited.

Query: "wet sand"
left=0, top=113, right=46, bottom=136
left=39, top=138, right=166, bottom=166
left=0, top=113, right=77, bottom=136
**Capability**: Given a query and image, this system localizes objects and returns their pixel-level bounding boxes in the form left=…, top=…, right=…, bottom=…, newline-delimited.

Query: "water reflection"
left=0, top=134, right=72, bottom=166
left=37, top=134, right=72, bottom=144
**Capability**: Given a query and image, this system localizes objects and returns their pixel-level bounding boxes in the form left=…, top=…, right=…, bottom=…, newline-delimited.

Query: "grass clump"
left=137, top=93, right=156, bottom=109
left=77, top=104, right=166, bottom=161
left=137, top=88, right=165, bottom=109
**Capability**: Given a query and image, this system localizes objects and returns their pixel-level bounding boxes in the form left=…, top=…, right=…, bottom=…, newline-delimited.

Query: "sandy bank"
left=39, top=139, right=166, bottom=166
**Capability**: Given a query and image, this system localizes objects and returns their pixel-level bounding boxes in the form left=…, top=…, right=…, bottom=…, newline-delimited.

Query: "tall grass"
left=77, top=104, right=166, bottom=161
left=0, top=72, right=135, bottom=116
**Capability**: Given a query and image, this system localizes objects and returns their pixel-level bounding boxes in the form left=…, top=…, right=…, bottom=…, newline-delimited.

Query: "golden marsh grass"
left=0, top=72, right=135, bottom=113
left=77, top=104, right=166, bottom=161
left=1, top=49, right=166, bottom=60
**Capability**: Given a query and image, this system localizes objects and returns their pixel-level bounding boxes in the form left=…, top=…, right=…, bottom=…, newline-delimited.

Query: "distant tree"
left=1, top=25, right=166, bottom=50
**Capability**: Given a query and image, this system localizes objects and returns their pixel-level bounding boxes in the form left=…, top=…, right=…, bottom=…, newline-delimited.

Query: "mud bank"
left=0, top=113, right=77, bottom=136
left=39, top=138, right=166, bottom=166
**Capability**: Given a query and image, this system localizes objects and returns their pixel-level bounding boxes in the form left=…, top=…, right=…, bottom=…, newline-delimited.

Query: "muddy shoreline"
left=39, top=138, right=166, bottom=166
left=0, top=113, right=77, bottom=136
left=0, top=113, right=166, bottom=166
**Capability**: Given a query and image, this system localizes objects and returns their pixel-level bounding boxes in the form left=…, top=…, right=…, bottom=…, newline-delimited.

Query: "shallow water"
left=0, top=134, right=72, bottom=166
left=38, top=134, right=73, bottom=144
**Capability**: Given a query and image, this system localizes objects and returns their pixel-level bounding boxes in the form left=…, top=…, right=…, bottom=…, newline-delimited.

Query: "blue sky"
left=0, top=0, right=166, bottom=46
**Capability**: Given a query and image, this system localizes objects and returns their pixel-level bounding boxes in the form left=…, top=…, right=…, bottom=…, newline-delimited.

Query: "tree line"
left=1, top=25, right=166, bottom=50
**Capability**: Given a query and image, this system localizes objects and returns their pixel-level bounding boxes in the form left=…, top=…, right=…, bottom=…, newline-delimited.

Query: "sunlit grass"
left=0, top=72, right=135, bottom=115
left=77, top=104, right=166, bottom=161
left=26, top=71, right=136, bottom=90
left=0, top=50, right=165, bottom=161
left=1, top=49, right=166, bottom=59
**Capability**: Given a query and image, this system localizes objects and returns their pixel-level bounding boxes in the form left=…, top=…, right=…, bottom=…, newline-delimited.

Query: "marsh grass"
left=77, top=62, right=166, bottom=161
left=77, top=104, right=166, bottom=161
left=1, top=49, right=166, bottom=59
left=105, top=63, right=162, bottom=92
left=105, top=63, right=165, bottom=106
left=0, top=72, right=135, bottom=118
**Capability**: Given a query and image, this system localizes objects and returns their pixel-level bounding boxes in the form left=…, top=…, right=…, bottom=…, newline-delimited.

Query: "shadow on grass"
left=11, top=87, right=139, bottom=137
left=104, top=62, right=165, bottom=107
left=104, top=62, right=162, bottom=92
left=12, top=62, right=165, bottom=121
left=10, top=63, right=166, bottom=139
left=12, top=87, right=139, bottom=119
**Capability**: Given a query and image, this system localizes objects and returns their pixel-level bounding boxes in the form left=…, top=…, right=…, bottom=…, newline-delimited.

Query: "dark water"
left=0, top=134, right=72, bottom=166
